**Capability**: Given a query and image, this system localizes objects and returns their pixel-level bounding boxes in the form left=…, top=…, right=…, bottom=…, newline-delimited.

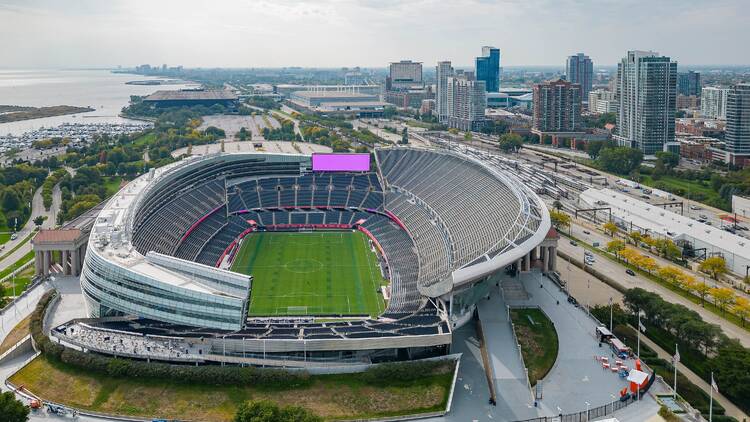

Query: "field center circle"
left=284, top=258, right=324, bottom=273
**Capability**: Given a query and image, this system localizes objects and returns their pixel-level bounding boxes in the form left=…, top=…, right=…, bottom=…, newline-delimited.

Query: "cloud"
left=0, top=0, right=747, bottom=68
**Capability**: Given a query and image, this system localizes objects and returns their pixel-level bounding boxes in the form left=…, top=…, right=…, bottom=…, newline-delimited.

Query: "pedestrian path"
left=476, top=287, right=540, bottom=421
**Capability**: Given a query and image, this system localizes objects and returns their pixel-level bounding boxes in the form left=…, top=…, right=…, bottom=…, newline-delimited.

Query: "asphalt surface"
left=0, top=183, right=61, bottom=272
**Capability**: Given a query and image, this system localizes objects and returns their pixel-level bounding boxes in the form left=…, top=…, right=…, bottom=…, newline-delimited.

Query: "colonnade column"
left=43, top=251, right=51, bottom=277
left=550, top=246, right=557, bottom=272
left=35, top=251, right=42, bottom=276
left=72, top=247, right=80, bottom=277
left=62, top=250, right=70, bottom=275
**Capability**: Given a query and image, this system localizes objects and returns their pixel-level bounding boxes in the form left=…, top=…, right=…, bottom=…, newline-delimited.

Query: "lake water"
left=0, top=69, right=198, bottom=136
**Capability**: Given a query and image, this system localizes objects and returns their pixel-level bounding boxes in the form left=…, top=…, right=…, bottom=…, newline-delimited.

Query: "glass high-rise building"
left=677, top=71, right=701, bottom=97
left=725, top=83, right=750, bottom=165
left=475, top=46, right=500, bottom=93
left=436, top=61, right=454, bottom=123
left=613, top=51, right=677, bottom=155
left=566, top=53, right=593, bottom=99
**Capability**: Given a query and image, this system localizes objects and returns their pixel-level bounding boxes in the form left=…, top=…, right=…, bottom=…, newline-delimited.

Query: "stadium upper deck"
left=78, top=148, right=550, bottom=363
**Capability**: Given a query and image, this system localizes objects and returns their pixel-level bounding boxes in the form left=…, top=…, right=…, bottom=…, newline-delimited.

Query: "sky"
left=1, top=0, right=748, bottom=69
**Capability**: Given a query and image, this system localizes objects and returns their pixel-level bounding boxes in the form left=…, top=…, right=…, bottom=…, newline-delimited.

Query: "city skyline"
left=2, top=0, right=750, bottom=69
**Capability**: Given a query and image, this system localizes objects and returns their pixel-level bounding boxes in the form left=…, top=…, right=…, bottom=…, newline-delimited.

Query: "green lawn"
left=232, top=231, right=386, bottom=317
left=103, top=176, right=123, bottom=197
left=132, top=131, right=157, bottom=147
left=9, top=355, right=453, bottom=422
left=510, top=308, right=559, bottom=386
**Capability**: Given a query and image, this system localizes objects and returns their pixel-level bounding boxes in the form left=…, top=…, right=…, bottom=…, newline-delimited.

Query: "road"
left=558, top=233, right=750, bottom=348
left=0, top=182, right=62, bottom=271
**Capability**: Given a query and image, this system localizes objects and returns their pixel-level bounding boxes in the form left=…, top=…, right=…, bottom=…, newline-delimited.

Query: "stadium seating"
left=376, top=148, right=527, bottom=270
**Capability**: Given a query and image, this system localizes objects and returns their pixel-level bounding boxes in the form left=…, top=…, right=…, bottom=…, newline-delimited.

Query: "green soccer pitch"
left=231, top=230, right=387, bottom=317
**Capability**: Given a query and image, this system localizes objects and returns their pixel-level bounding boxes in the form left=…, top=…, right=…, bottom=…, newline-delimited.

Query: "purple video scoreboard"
left=311, top=153, right=370, bottom=172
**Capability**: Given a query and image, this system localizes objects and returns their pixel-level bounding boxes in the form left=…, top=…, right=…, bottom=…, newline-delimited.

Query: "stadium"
left=54, top=147, right=553, bottom=367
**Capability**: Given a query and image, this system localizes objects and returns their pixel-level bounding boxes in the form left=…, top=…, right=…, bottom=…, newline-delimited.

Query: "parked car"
left=626, top=269, right=636, bottom=276
left=583, top=230, right=591, bottom=235
left=10, top=233, right=17, bottom=240
left=570, top=240, right=578, bottom=246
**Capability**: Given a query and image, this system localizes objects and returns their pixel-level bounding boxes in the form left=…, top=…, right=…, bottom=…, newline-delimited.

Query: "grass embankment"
left=0, top=230, right=37, bottom=262
left=1, top=264, right=35, bottom=300
left=510, top=308, right=559, bottom=385
left=10, top=356, right=453, bottom=421
left=639, top=175, right=727, bottom=210
left=0, top=105, right=94, bottom=123
left=0, top=314, right=31, bottom=355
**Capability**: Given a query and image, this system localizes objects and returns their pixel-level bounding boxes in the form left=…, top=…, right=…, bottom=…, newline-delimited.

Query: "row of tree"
left=606, top=239, right=748, bottom=323
left=621, top=288, right=750, bottom=414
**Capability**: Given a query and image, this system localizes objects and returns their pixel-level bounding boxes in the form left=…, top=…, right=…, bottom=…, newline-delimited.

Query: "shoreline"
left=0, top=105, right=95, bottom=124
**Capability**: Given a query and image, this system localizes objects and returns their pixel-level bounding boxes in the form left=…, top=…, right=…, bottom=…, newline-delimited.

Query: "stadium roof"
left=144, top=89, right=238, bottom=102
left=292, top=91, right=377, bottom=99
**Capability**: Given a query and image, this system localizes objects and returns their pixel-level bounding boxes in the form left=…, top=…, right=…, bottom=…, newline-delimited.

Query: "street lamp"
left=585, top=401, right=590, bottom=421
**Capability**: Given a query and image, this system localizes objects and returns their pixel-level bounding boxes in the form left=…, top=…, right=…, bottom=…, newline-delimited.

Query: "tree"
left=548, top=209, right=571, bottom=231
left=657, top=266, right=685, bottom=286
left=464, top=132, right=473, bottom=142
left=586, top=140, right=612, bottom=159
left=33, top=215, right=45, bottom=227
left=498, top=133, right=523, bottom=153
left=552, top=200, right=563, bottom=211
left=1, top=188, right=20, bottom=212
left=709, top=287, right=735, bottom=314
left=635, top=255, right=658, bottom=274
left=619, top=247, right=640, bottom=264
left=699, top=256, right=728, bottom=280
left=400, top=127, right=409, bottom=145
left=693, top=281, right=712, bottom=306
left=0, top=391, right=29, bottom=422
left=597, top=146, right=644, bottom=175
left=606, top=239, right=626, bottom=259
left=655, top=151, right=680, bottom=169
left=602, top=221, right=619, bottom=237
left=627, top=231, right=643, bottom=245
left=732, top=297, right=750, bottom=326
left=653, top=238, right=681, bottom=260
left=234, top=400, right=321, bottom=422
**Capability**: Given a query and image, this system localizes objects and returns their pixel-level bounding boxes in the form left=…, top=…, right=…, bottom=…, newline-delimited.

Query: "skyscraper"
left=475, top=46, right=500, bottom=93
left=565, top=53, right=593, bottom=98
left=388, top=60, right=423, bottom=90
left=725, top=83, right=750, bottom=166
left=701, top=87, right=729, bottom=119
left=436, top=61, right=454, bottom=123
left=533, top=79, right=582, bottom=132
left=446, top=73, right=487, bottom=131
left=614, top=50, right=677, bottom=155
left=677, top=71, right=701, bottom=97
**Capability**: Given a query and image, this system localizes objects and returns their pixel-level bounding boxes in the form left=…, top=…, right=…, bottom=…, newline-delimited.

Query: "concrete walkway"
left=506, top=271, right=645, bottom=417
left=477, top=288, right=541, bottom=421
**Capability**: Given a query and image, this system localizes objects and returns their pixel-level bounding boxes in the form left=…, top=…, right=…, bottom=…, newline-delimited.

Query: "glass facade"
left=475, top=47, right=500, bottom=93
left=81, top=249, right=247, bottom=330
